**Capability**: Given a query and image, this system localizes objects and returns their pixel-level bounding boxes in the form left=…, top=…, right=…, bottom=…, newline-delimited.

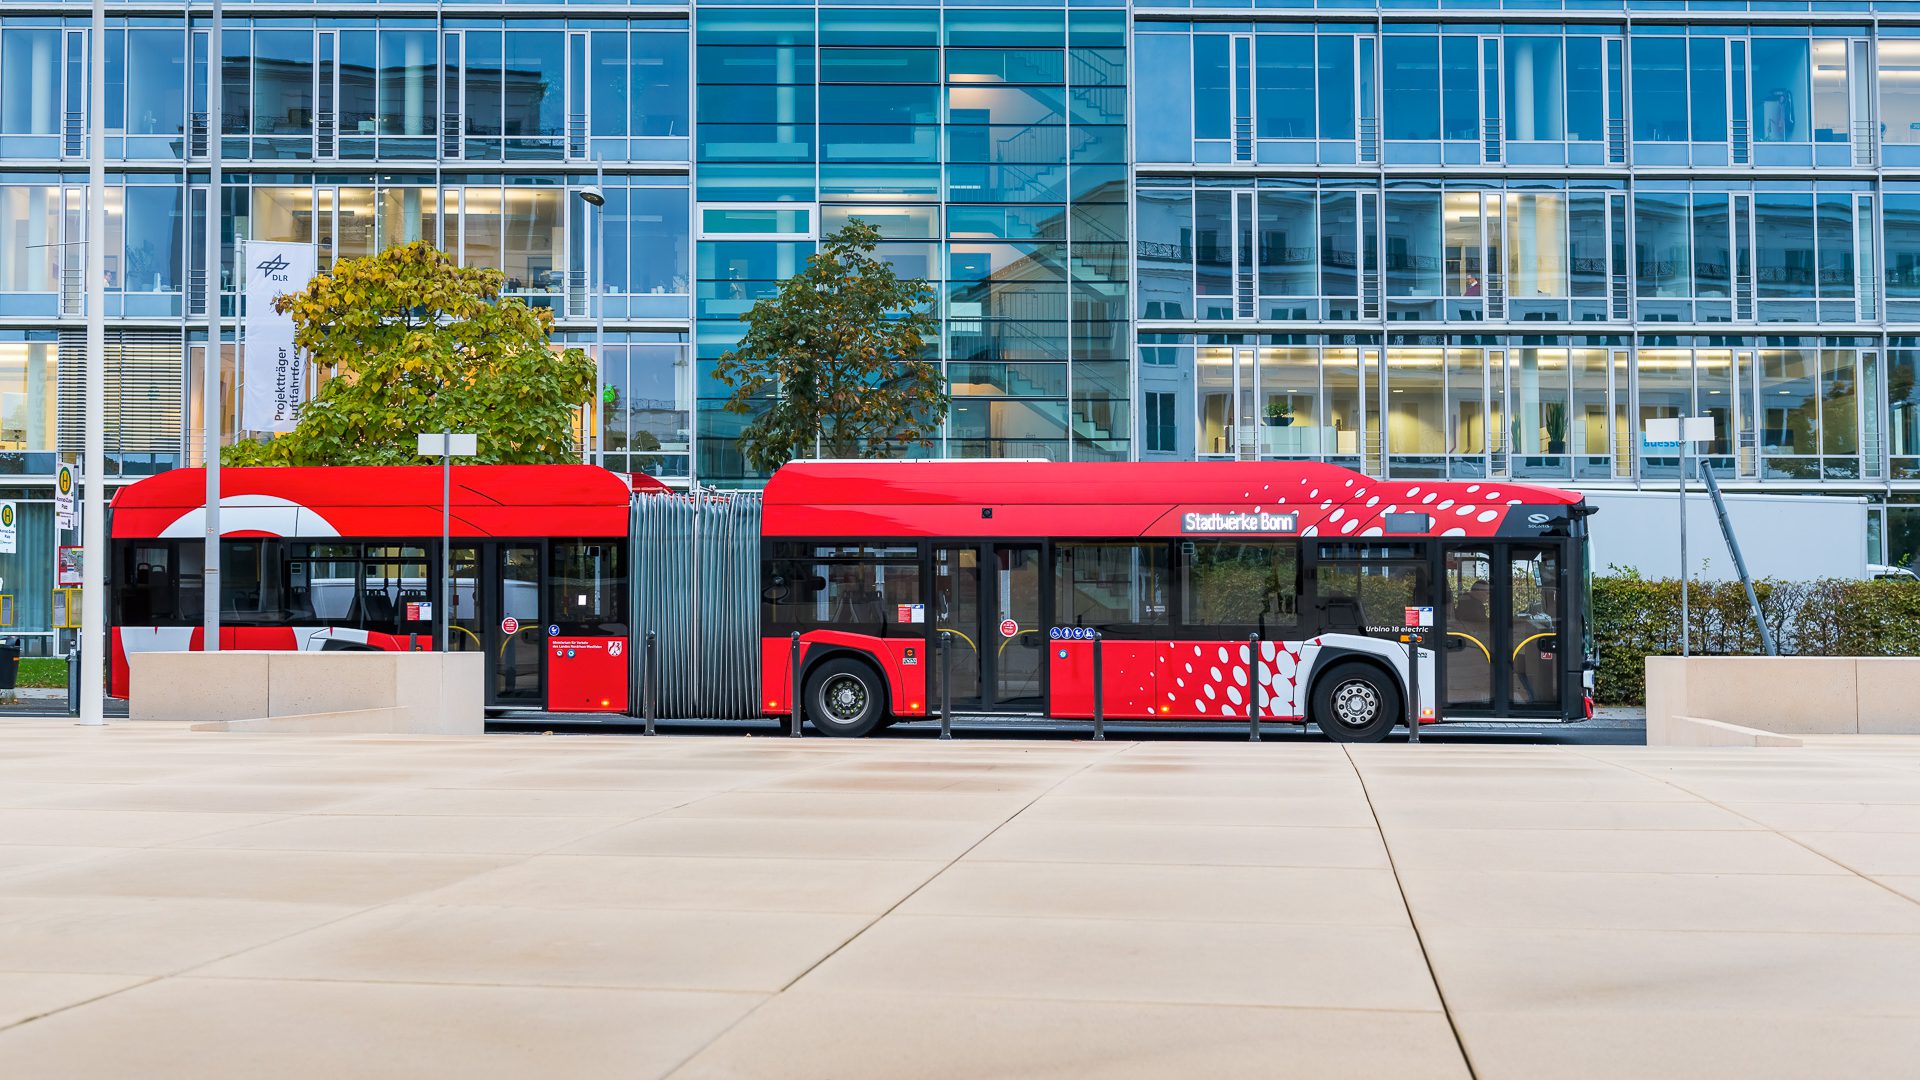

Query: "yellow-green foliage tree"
left=224, top=242, right=594, bottom=466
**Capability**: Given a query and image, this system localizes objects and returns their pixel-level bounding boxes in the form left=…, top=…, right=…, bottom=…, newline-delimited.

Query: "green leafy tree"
left=223, top=241, right=594, bottom=466
left=712, top=220, right=946, bottom=472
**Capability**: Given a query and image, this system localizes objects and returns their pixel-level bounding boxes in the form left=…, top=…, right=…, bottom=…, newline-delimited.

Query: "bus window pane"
left=116, top=543, right=181, bottom=625
left=1315, top=559, right=1422, bottom=632
left=550, top=542, right=628, bottom=635
left=763, top=543, right=922, bottom=634
left=1052, top=543, right=1168, bottom=632
left=220, top=540, right=285, bottom=623
left=1181, top=541, right=1298, bottom=630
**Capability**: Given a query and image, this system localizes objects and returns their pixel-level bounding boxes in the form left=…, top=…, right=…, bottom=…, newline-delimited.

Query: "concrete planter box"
left=1646, top=655, right=1920, bottom=745
left=129, top=651, right=484, bottom=735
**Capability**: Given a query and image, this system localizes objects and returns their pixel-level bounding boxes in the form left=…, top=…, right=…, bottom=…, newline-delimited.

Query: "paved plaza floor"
left=0, top=721, right=1917, bottom=1078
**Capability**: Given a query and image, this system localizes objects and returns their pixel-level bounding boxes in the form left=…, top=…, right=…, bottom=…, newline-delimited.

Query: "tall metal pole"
left=79, top=0, right=107, bottom=724
left=203, top=0, right=224, bottom=653
left=1679, top=421, right=1690, bottom=658
left=440, top=434, right=451, bottom=654
left=594, top=168, right=606, bottom=468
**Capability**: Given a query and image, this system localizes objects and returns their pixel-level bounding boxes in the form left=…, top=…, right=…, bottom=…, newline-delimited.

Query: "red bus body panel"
left=762, top=461, right=1578, bottom=541
left=111, top=465, right=660, bottom=540
left=761, top=631, right=928, bottom=720
left=548, top=636, right=629, bottom=712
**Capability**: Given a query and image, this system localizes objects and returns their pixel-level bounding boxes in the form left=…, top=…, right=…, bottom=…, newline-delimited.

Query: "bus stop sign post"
left=1406, top=632, right=1422, bottom=744
left=1644, top=416, right=1715, bottom=657
left=417, top=432, right=477, bottom=655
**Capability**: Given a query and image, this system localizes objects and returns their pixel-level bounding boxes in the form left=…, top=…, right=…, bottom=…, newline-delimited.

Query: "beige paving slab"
left=0, top=896, right=358, bottom=975
left=797, top=913, right=1443, bottom=1011
left=1382, top=826, right=1848, bottom=875
left=669, top=990, right=1469, bottom=1080
left=1726, top=801, right=1920, bottom=833
left=419, top=853, right=945, bottom=914
left=169, top=813, right=629, bottom=856
left=0, top=848, right=515, bottom=906
left=0, top=972, right=149, bottom=1029
left=968, top=820, right=1390, bottom=868
left=748, top=772, right=1061, bottom=795
left=1399, top=868, right=1920, bottom=934
left=202, top=904, right=870, bottom=992
left=0, top=844, right=122, bottom=881
left=465, top=766, right=800, bottom=792
left=562, top=815, right=996, bottom=862
left=324, top=785, right=697, bottom=819
left=1368, top=797, right=1763, bottom=832
left=1049, top=771, right=1365, bottom=800
left=0, top=976, right=763, bottom=1080
left=1451, top=1009, right=1920, bottom=1080
left=899, top=860, right=1410, bottom=926
left=38, top=783, right=387, bottom=815
left=662, top=790, right=1031, bottom=823
left=0, top=806, right=283, bottom=848
left=1015, top=793, right=1380, bottom=828
left=1422, top=925, right=1920, bottom=1015
left=1777, top=830, right=1920, bottom=877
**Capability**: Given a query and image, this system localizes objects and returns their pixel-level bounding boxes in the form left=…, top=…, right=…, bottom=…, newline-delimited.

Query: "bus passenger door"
left=990, top=544, right=1045, bottom=709
left=490, top=543, right=544, bottom=707
left=1441, top=545, right=1495, bottom=714
left=1505, top=545, right=1562, bottom=714
left=932, top=545, right=982, bottom=710
left=447, top=545, right=484, bottom=658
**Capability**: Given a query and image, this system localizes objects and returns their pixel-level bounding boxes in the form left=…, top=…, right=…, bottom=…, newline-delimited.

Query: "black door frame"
left=1434, top=539, right=1568, bottom=718
left=479, top=540, right=548, bottom=709
left=928, top=539, right=1050, bottom=713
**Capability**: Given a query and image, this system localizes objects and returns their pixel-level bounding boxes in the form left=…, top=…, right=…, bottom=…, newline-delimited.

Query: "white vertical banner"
left=241, top=240, right=318, bottom=433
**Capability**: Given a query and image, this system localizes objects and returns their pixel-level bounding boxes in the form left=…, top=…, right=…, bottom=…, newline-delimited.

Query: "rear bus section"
left=109, top=465, right=660, bottom=713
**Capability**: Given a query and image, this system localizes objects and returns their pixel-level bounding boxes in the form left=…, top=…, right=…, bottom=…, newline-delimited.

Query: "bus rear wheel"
left=804, top=657, right=887, bottom=738
left=1311, top=662, right=1401, bottom=744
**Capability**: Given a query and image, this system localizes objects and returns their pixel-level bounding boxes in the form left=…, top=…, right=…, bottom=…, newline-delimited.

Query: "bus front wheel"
left=804, top=657, right=888, bottom=738
left=1311, top=663, right=1401, bottom=744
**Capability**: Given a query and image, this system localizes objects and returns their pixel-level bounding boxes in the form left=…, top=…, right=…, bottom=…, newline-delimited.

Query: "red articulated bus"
left=109, top=459, right=1592, bottom=741
left=109, top=465, right=664, bottom=712
left=759, top=461, right=1592, bottom=742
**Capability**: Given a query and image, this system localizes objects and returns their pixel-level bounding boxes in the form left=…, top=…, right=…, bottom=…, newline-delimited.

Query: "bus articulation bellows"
left=110, top=460, right=1593, bottom=742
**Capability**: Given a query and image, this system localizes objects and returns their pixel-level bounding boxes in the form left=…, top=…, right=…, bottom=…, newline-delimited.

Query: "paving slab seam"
left=1571, top=747, right=1920, bottom=912
left=653, top=740, right=1134, bottom=1079
left=1344, top=745, right=1482, bottom=1080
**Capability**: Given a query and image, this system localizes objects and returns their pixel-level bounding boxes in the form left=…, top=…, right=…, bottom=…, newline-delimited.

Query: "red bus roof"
left=760, top=461, right=1583, bottom=540
left=111, top=465, right=657, bottom=541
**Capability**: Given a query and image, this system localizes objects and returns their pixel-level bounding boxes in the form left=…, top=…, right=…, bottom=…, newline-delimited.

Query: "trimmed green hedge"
left=1593, top=573, right=1920, bottom=704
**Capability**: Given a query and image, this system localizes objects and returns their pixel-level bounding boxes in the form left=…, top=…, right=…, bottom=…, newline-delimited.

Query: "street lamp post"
left=577, top=185, right=606, bottom=467
left=418, top=432, right=477, bottom=653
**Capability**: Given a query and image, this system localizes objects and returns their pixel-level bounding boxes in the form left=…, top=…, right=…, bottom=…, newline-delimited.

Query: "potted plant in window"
left=1263, top=399, right=1294, bottom=427
left=1543, top=402, right=1568, bottom=456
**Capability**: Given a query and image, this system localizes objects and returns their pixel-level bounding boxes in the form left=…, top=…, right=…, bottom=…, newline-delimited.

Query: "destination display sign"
left=1180, top=511, right=1300, bottom=534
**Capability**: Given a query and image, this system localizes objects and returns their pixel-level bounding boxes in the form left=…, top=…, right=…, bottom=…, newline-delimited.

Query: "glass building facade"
left=16, top=0, right=1920, bottom=647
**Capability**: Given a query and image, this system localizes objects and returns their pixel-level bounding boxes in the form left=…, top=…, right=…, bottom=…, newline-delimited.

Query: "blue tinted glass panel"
left=1257, top=35, right=1316, bottom=140
left=1754, top=193, right=1815, bottom=298
left=1505, top=37, right=1563, bottom=142
left=1383, top=36, right=1439, bottom=141
left=1319, top=36, right=1355, bottom=141
left=1384, top=192, right=1441, bottom=296
left=1689, top=38, right=1726, bottom=143
left=1440, top=37, right=1477, bottom=141
left=1632, top=37, right=1687, bottom=141
left=1194, top=35, right=1230, bottom=142
left=633, top=33, right=688, bottom=139
left=1752, top=39, right=1810, bottom=142
left=1566, top=37, right=1604, bottom=142
left=1635, top=192, right=1692, bottom=297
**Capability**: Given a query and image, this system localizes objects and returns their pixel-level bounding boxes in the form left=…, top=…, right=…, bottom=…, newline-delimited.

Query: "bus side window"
left=1053, top=542, right=1169, bottom=634
left=550, top=542, right=628, bottom=635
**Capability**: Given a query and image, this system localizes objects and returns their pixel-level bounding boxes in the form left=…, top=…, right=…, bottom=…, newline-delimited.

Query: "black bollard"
left=1091, top=630, right=1104, bottom=742
left=643, top=630, right=658, bottom=736
left=939, top=630, right=953, bottom=741
left=789, top=631, right=803, bottom=737
left=1248, top=634, right=1261, bottom=742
